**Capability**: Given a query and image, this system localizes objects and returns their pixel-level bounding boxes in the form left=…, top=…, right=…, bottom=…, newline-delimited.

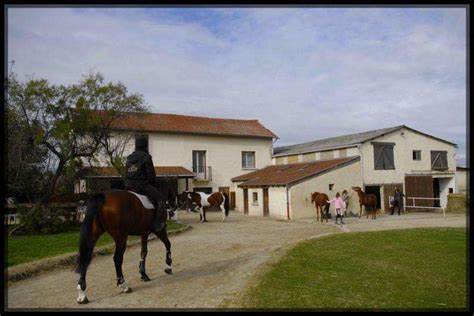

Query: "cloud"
left=7, top=7, right=468, bottom=166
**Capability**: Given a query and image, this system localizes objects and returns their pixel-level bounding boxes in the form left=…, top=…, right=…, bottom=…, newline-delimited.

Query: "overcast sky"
left=7, top=6, right=468, bottom=166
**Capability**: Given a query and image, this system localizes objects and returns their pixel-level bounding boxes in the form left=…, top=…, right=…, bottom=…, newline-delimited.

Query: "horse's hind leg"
left=220, top=203, right=226, bottom=223
left=77, top=220, right=103, bottom=304
left=139, top=234, right=151, bottom=281
left=157, top=230, right=173, bottom=274
left=113, top=236, right=132, bottom=293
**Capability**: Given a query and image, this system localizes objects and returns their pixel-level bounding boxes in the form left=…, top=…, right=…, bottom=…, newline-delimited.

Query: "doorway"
left=263, top=188, right=269, bottom=217
left=364, top=185, right=381, bottom=209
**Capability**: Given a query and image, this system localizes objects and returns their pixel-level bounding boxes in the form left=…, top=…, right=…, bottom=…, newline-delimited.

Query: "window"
left=431, top=151, right=448, bottom=170
left=412, top=150, right=421, bottom=161
left=242, top=151, right=256, bottom=169
left=252, top=192, right=258, bottom=205
left=329, top=184, right=334, bottom=191
left=373, top=143, right=395, bottom=170
left=192, top=151, right=206, bottom=174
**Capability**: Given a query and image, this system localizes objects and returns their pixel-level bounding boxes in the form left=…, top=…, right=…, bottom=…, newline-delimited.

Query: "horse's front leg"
left=359, top=204, right=362, bottom=218
left=113, top=237, right=132, bottom=293
left=139, top=234, right=151, bottom=281
left=156, top=229, right=173, bottom=275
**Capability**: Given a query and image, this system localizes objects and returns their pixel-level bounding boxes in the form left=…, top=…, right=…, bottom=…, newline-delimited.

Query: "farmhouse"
left=77, top=111, right=278, bottom=209
left=231, top=157, right=361, bottom=220
left=271, top=125, right=458, bottom=213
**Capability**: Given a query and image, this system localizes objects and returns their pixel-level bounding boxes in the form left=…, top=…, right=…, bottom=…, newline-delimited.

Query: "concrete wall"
left=269, top=187, right=289, bottom=220
left=272, top=146, right=359, bottom=165
left=289, top=160, right=362, bottom=219
left=95, top=132, right=273, bottom=193
left=247, top=188, right=263, bottom=216
left=455, top=170, right=468, bottom=193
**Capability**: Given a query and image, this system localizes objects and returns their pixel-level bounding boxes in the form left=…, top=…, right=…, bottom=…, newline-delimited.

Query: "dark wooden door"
left=263, top=188, right=269, bottom=217
left=382, top=183, right=404, bottom=211
left=219, top=187, right=232, bottom=210
left=405, top=175, right=434, bottom=207
left=230, top=192, right=236, bottom=210
left=243, top=189, right=249, bottom=214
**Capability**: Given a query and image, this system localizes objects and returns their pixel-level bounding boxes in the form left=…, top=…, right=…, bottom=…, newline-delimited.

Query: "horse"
left=73, top=189, right=173, bottom=304
left=310, top=192, right=330, bottom=223
left=154, top=177, right=180, bottom=219
left=352, top=186, right=377, bottom=220
left=185, top=191, right=229, bottom=223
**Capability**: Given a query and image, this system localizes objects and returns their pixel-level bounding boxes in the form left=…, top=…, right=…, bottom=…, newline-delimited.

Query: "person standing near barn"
left=341, top=189, right=350, bottom=217
left=124, top=136, right=166, bottom=232
left=390, top=186, right=405, bottom=216
left=327, top=192, right=346, bottom=225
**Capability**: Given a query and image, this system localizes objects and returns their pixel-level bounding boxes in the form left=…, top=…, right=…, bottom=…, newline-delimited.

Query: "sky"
left=7, top=6, right=468, bottom=166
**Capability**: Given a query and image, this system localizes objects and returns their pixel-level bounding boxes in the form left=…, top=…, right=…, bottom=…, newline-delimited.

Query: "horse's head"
left=352, top=186, right=362, bottom=193
left=310, top=192, right=320, bottom=203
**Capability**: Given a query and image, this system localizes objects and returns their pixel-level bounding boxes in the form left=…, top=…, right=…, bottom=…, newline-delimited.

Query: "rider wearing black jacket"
left=125, top=136, right=165, bottom=232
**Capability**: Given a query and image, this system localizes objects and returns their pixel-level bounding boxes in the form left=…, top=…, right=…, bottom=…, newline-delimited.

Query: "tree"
left=6, top=72, right=148, bottom=234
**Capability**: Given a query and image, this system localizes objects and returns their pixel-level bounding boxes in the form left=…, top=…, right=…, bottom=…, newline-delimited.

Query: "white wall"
left=289, top=160, right=362, bottom=219
left=269, top=187, right=289, bottom=220
left=455, top=170, right=468, bottom=193
left=96, top=132, right=273, bottom=193
left=360, top=127, right=457, bottom=185
left=248, top=188, right=263, bottom=216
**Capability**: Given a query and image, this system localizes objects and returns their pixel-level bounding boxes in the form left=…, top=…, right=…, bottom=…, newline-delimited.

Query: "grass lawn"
left=6, top=220, right=186, bottom=267
left=238, top=228, right=467, bottom=310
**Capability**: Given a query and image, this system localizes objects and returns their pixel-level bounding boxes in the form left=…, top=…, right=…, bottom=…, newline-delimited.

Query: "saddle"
left=125, top=187, right=155, bottom=210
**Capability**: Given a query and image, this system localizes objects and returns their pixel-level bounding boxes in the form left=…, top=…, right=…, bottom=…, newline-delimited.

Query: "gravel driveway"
left=6, top=210, right=466, bottom=310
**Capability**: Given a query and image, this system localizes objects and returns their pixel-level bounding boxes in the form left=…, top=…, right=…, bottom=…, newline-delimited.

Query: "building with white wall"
left=271, top=125, right=458, bottom=212
left=80, top=111, right=277, bottom=208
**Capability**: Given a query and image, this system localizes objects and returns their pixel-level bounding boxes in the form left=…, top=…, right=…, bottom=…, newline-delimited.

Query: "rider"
left=124, top=135, right=166, bottom=232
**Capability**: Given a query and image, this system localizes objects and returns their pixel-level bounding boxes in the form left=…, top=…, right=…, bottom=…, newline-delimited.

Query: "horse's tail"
left=223, top=192, right=230, bottom=217
left=74, top=193, right=105, bottom=275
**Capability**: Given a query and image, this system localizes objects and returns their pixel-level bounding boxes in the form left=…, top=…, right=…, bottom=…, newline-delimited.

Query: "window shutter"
left=431, top=151, right=441, bottom=169
left=384, top=146, right=395, bottom=169
left=374, top=145, right=384, bottom=170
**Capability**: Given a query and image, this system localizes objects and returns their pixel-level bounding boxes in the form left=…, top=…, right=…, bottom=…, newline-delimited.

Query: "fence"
left=403, top=196, right=445, bottom=218
left=4, top=202, right=79, bottom=225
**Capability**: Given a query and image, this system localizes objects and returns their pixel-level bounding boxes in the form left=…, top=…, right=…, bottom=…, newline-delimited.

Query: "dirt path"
left=6, top=211, right=466, bottom=310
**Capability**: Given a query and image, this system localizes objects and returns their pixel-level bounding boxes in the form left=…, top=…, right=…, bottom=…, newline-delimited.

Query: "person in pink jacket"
left=327, top=192, right=346, bottom=224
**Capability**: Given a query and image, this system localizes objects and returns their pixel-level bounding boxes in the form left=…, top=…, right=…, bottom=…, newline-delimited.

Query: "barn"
left=231, top=157, right=362, bottom=220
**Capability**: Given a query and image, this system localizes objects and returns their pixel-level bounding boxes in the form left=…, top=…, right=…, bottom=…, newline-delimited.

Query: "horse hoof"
left=165, top=268, right=173, bottom=275
left=77, top=297, right=89, bottom=304
left=124, top=287, right=132, bottom=293
left=141, top=275, right=151, bottom=282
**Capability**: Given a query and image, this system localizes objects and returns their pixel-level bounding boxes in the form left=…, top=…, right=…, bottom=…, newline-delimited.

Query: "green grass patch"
left=6, top=220, right=186, bottom=267
left=239, top=228, right=467, bottom=310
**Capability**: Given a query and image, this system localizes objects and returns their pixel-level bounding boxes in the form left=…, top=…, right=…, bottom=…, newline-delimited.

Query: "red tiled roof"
left=86, top=166, right=195, bottom=178
left=231, top=157, right=359, bottom=187
left=99, top=111, right=277, bottom=139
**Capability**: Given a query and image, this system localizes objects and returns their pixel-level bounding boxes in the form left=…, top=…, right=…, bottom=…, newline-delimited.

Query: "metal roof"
left=273, top=125, right=457, bottom=157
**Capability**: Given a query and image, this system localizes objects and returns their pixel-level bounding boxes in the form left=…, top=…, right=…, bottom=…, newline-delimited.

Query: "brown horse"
left=185, top=191, right=229, bottom=223
left=352, top=186, right=377, bottom=219
left=310, top=192, right=330, bottom=222
left=74, top=190, right=172, bottom=304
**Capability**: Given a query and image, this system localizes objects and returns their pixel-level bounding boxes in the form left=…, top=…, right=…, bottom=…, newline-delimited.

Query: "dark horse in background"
left=182, top=191, right=229, bottom=223
left=74, top=190, right=172, bottom=304
left=352, top=186, right=378, bottom=220
left=310, top=192, right=330, bottom=222
left=154, top=177, right=180, bottom=219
